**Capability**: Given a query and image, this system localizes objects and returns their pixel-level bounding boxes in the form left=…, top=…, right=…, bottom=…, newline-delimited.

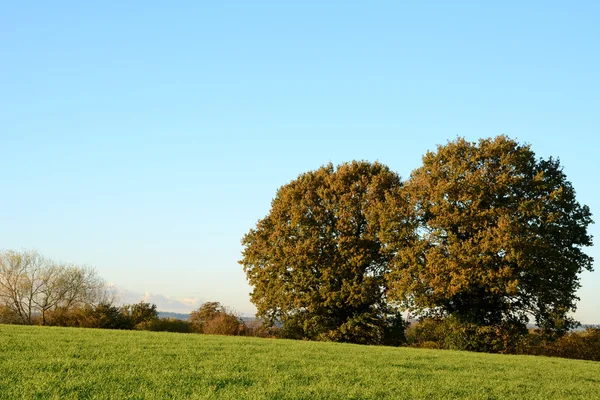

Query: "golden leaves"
left=387, top=135, right=593, bottom=328
left=241, top=136, right=593, bottom=335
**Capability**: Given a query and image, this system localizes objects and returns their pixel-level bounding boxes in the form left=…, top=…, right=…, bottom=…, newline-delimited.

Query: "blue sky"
left=1, top=1, right=598, bottom=322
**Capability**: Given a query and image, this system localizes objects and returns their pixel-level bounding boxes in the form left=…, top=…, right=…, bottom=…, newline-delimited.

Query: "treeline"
left=1, top=298, right=273, bottom=337
left=1, top=250, right=598, bottom=361
left=404, top=316, right=600, bottom=362
left=2, top=136, right=598, bottom=361
left=0, top=250, right=112, bottom=326
left=0, top=250, right=275, bottom=337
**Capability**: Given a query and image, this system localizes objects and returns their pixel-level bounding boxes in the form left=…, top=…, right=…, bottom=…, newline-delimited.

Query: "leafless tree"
left=0, top=250, right=112, bottom=325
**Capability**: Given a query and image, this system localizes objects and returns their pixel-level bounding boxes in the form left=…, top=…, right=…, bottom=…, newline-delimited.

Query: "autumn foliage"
left=0, top=135, right=594, bottom=359
left=189, top=301, right=245, bottom=336
left=241, top=136, right=594, bottom=349
left=240, top=161, right=409, bottom=345
left=388, top=136, right=593, bottom=334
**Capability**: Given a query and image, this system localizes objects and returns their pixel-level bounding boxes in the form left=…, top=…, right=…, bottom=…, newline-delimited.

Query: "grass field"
left=0, top=325, right=598, bottom=399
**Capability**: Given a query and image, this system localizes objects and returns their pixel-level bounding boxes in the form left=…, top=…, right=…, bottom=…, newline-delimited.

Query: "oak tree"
left=240, top=161, right=411, bottom=344
left=388, top=136, right=593, bottom=334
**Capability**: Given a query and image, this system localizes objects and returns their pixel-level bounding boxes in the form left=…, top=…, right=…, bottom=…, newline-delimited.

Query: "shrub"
left=44, top=307, right=78, bottom=327
left=530, top=328, right=600, bottom=361
left=406, top=318, right=599, bottom=360
left=405, top=318, right=446, bottom=346
left=406, top=317, right=528, bottom=353
left=190, top=302, right=244, bottom=336
left=312, top=312, right=405, bottom=345
left=0, top=305, right=22, bottom=324
left=42, top=304, right=126, bottom=329
left=122, top=302, right=158, bottom=328
left=44, top=305, right=94, bottom=328
left=202, top=313, right=244, bottom=336
left=88, top=303, right=132, bottom=329
left=136, top=318, right=192, bottom=333
left=243, top=319, right=280, bottom=338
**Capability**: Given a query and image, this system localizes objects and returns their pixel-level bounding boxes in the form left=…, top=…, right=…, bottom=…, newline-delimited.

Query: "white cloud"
left=108, top=283, right=204, bottom=313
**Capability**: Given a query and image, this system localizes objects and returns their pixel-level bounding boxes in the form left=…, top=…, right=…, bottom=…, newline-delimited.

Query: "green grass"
left=0, top=325, right=598, bottom=399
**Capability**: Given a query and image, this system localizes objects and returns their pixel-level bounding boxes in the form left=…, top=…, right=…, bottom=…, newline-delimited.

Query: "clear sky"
left=1, top=1, right=598, bottom=322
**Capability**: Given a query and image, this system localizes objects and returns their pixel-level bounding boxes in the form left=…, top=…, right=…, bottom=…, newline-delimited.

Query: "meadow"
left=0, top=324, right=598, bottom=399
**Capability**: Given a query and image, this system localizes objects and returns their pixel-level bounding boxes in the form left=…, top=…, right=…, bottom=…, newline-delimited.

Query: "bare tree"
left=0, top=250, right=38, bottom=324
left=0, top=250, right=112, bottom=325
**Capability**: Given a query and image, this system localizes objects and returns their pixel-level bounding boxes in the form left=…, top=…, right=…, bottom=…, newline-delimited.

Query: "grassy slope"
left=0, top=325, right=598, bottom=399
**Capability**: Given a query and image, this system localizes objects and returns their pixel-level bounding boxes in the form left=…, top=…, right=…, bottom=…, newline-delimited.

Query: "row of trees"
left=240, top=135, right=594, bottom=347
left=0, top=251, right=256, bottom=335
left=42, top=300, right=247, bottom=335
left=35, top=301, right=160, bottom=330
left=2, top=135, right=594, bottom=355
left=0, top=250, right=270, bottom=337
left=0, top=250, right=113, bottom=325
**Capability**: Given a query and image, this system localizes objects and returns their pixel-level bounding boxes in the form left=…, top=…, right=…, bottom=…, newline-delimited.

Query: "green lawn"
left=0, top=324, right=598, bottom=399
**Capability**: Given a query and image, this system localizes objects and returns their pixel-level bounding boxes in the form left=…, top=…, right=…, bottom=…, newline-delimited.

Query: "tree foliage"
left=122, top=301, right=158, bottom=327
left=387, top=136, right=593, bottom=334
left=135, top=317, right=192, bottom=333
left=240, top=161, right=410, bottom=344
left=189, top=302, right=244, bottom=335
left=89, top=303, right=132, bottom=329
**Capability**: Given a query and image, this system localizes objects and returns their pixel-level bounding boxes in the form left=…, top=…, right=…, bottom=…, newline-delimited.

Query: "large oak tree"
left=240, top=161, right=411, bottom=344
left=388, top=136, right=593, bottom=334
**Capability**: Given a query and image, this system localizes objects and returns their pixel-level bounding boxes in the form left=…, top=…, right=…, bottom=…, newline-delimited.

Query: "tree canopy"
left=387, top=136, right=594, bottom=333
left=240, top=161, right=410, bottom=344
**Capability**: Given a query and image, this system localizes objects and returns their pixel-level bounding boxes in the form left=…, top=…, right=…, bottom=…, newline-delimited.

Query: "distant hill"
left=158, top=311, right=259, bottom=324
left=158, top=311, right=190, bottom=320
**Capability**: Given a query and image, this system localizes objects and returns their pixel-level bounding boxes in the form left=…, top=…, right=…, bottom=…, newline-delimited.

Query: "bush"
left=44, top=303, right=161, bottom=330
left=89, top=303, right=132, bottom=329
left=528, top=328, right=600, bottom=361
left=136, top=318, right=192, bottom=333
left=405, top=317, right=600, bottom=361
left=202, top=313, right=244, bottom=336
left=190, top=302, right=245, bottom=336
left=44, top=307, right=79, bottom=327
left=122, top=302, right=158, bottom=328
left=243, top=319, right=280, bottom=338
left=42, top=304, right=127, bottom=329
left=0, top=305, right=22, bottom=324
left=406, top=317, right=528, bottom=353
left=312, top=313, right=405, bottom=345
left=405, top=318, right=446, bottom=346
left=44, top=305, right=96, bottom=328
